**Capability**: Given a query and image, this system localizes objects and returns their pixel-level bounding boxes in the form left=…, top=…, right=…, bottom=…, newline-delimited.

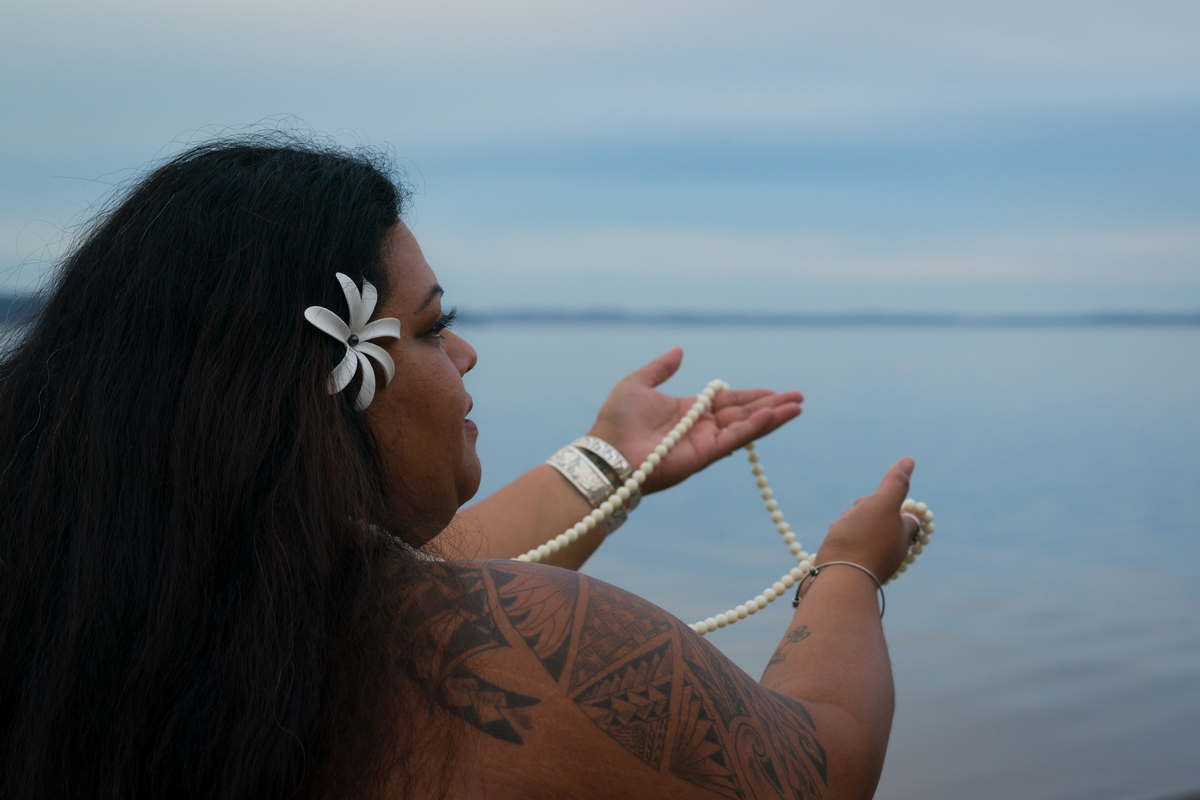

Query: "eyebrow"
left=417, top=284, right=444, bottom=311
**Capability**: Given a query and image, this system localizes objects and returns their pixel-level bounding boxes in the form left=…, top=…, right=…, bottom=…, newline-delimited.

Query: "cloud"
left=4, top=0, right=1198, bottom=157
left=417, top=221, right=1200, bottom=291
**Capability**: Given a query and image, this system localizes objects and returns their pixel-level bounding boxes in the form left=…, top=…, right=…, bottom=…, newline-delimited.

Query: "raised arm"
left=437, top=347, right=802, bottom=569
left=761, top=458, right=919, bottom=797
left=403, top=544, right=906, bottom=798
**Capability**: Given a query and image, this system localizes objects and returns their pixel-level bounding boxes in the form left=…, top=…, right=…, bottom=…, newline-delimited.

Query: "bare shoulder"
left=402, top=559, right=828, bottom=799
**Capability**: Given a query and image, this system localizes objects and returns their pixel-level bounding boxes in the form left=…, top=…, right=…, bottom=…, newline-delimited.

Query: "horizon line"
left=2, top=295, right=1198, bottom=329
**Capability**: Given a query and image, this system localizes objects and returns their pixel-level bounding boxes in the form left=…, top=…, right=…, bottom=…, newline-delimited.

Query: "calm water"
left=5, top=320, right=1196, bottom=798
left=462, top=322, right=1200, bottom=800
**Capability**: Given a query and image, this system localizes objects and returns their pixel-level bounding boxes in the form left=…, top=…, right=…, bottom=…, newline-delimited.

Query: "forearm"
left=435, top=465, right=609, bottom=569
left=760, top=563, right=894, bottom=797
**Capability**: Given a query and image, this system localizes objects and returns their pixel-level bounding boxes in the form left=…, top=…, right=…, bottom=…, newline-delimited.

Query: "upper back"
left=401, top=559, right=829, bottom=799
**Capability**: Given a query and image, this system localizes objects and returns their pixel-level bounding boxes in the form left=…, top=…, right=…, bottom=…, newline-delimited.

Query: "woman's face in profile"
left=365, top=222, right=480, bottom=540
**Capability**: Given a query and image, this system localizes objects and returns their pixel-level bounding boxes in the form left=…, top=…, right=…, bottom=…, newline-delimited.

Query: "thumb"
left=873, top=457, right=915, bottom=509
left=627, top=346, right=683, bottom=388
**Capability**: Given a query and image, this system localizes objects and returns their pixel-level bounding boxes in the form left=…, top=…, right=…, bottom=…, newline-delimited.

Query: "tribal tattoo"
left=409, top=562, right=827, bottom=798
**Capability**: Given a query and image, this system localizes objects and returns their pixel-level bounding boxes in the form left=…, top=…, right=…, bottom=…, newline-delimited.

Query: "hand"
left=817, top=457, right=920, bottom=580
left=586, top=347, right=803, bottom=494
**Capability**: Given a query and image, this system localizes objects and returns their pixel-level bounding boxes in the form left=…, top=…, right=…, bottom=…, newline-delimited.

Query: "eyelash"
left=427, top=307, right=458, bottom=338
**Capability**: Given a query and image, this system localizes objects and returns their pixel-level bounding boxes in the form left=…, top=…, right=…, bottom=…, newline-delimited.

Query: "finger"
left=900, top=512, right=921, bottom=541
left=873, top=457, right=916, bottom=508
left=853, top=496, right=868, bottom=507
left=713, top=404, right=800, bottom=454
left=711, top=388, right=803, bottom=413
left=712, top=391, right=802, bottom=427
left=627, top=346, right=683, bottom=388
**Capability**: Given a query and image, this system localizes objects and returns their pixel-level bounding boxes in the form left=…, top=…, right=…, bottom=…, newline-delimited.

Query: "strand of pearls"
left=514, top=379, right=936, bottom=637
left=687, top=447, right=936, bottom=635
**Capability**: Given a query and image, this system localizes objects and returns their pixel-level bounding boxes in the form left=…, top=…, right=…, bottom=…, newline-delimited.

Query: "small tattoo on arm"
left=767, top=626, right=812, bottom=666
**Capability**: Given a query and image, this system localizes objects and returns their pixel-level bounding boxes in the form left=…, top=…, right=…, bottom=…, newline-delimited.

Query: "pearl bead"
left=780, top=574, right=794, bottom=588
left=788, top=542, right=803, bottom=556
left=632, top=469, right=647, bottom=483
left=566, top=529, right=580, bottom=544
left=751, top=465, right=765, bottom=478
left=685, top=410, right=700, bottom=424
left=747, top=451, right=760, bottom=463
left=536, top=545, right=551, bottom=559
left=647, top=452, right=661, bottom=467
left=763, top=587, right=777, bottom=601
left=755, top=476, right=768, bottom=488
left=704, top=617, right=717, bottom=630
left=547, top=539, right=561, bottom=554
left=924, top=510, right=935, bottom=523
left=919, top=532, right=931, bottom=545
left=902, top=499, right=916, bottom=510
left=588, top=509, right=604, bottom=523
left=735, top=604, right=748, bottom=618
left=754, top=595, right=768, bottom=609
left=770, top=510, right=784, bottom=523
left=760, top=487, right=774, bottom=500
left=789, top=566, right=804, bottom=580
left=925, top=522, right=935, bottom=534
left=664, top=433, right=679, bottom=447
left=654, top=444, right=668, bottom=458
left=782, top=531, right=796, bottom=544
left=915, top=502, right=928, bottom=514
left=616, top=486, right=631, bottom=502
left=516, top=553, right=530, bottom=562
left=746, top=602, right=758, bottom=615
left=764, top=499, right=779, bottom=511
left=600, top=499, right=615, bottom=515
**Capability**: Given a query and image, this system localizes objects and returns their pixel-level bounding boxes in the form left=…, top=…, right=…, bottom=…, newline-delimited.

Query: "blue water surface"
left=461, top=322, right=1200, bottom=800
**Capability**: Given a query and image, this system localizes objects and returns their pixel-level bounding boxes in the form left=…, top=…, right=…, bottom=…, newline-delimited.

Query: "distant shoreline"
left=3, top=294, right=1198, bottom=329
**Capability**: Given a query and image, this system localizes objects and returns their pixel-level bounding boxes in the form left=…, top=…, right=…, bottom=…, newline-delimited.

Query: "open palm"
left=586, top=347, right=803, bottom=494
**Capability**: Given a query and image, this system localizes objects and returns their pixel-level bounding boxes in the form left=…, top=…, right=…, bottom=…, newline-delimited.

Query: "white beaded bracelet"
left=514, top=379, right=938, bottom=636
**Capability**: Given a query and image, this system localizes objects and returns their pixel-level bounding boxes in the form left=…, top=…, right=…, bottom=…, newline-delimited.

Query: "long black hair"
left=0, top=135, right=446, bottom=798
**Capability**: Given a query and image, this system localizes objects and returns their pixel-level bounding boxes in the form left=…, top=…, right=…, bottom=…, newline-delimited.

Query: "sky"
left=3, top=0, right=1198, bottom=311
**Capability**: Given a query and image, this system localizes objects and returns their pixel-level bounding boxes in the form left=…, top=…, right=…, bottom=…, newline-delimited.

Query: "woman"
left=0, top=136, right=918, bottom=799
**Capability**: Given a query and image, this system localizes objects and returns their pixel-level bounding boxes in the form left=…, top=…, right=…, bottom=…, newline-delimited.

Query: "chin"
left=457, top=470, right=482, bottom=508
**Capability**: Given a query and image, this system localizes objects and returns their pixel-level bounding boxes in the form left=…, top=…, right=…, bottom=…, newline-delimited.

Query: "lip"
left=464, top=419, right=478, bottom=435
left=465, top=395, right=474, bottom=417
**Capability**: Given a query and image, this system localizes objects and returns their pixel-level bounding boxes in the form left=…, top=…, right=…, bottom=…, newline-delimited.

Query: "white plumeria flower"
left=304, top=273, right=401, bottom=411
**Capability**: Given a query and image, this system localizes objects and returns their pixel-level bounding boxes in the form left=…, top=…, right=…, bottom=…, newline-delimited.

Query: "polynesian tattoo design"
left=408, top=562, right=828, bottom=799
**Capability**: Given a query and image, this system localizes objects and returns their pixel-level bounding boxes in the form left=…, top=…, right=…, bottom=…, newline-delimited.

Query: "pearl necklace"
left=515, top=379, right=936, bottom=636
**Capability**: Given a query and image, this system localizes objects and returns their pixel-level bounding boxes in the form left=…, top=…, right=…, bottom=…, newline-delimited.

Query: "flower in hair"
left=304, top=273, right=401, bottom=411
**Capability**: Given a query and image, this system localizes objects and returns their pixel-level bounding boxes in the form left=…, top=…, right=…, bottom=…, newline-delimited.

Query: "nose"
left=451, top=330, right=477, bottom=376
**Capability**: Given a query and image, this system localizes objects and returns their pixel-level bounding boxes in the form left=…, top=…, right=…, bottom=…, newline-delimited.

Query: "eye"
left=426, top=307, right=458, bottom=339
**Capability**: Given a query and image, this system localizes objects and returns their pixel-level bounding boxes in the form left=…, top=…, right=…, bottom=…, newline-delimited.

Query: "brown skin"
left=367, top=222, right=919, bottom=798
left=365, top=223, right=481, bottom=544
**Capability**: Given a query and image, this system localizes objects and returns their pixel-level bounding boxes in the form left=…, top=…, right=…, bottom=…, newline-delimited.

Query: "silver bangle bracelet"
left=571, top=435, right=633, bottom=480
left=791, top=560, right=886, bottom=618
left=571, top=435, right=640, bottom=512
left=546, top=445, right=615, bottom=508
left=604, top=503, right=629, bottom=536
